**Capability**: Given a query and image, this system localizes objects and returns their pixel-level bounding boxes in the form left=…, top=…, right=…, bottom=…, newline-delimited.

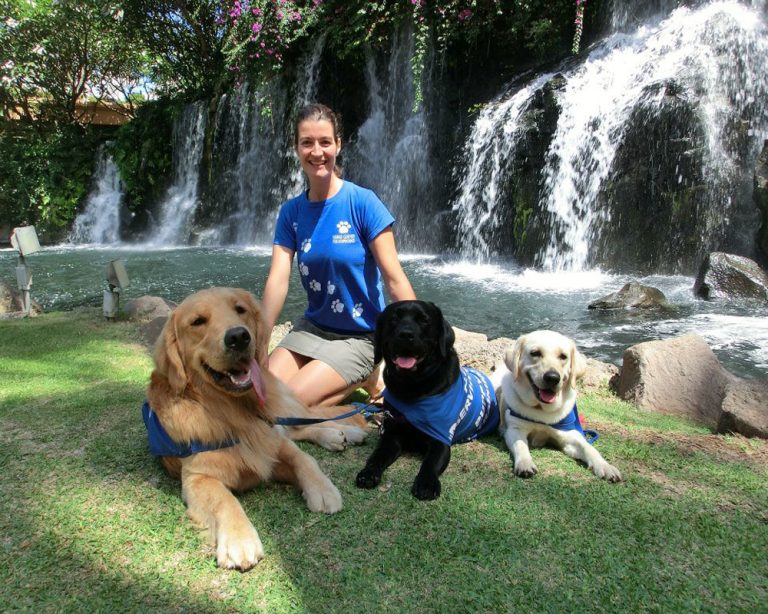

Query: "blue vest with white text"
left=383, top=367, right=500, bottom=446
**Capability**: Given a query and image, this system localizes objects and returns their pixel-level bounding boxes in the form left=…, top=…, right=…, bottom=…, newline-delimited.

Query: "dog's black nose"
left=396, top=328, right=415, bottom=342
left=542, top=370, right=561, bottom=388
left=224, top=326, right=251, bottom=351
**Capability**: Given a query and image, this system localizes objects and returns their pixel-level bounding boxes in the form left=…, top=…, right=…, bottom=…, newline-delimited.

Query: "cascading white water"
left=69, top=144, right=123, bottom=245
left=344, top=25, right=435, bottom=250
left=453, top=0, right=768, bottom=271
left=541, top=0, right=768, bottom=270
left=148, top=101, right=207, bottom=246
left=285, top=32, right=329, bottom=199
left=452, top=74, right=554, bottom=259
left=204, top=34, right=326, bottom=246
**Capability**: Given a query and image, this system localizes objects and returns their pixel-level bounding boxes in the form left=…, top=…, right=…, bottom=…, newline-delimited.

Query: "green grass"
left=1, top=310, right=766, bottom=613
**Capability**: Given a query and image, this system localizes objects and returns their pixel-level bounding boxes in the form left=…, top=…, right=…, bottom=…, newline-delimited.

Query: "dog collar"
left=503, top=401, right=599, bottom=444
left=142, top=401, right=239, bottom=458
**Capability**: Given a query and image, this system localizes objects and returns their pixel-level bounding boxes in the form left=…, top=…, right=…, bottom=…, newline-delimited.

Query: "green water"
left=2, top=245, right=766, bottom=378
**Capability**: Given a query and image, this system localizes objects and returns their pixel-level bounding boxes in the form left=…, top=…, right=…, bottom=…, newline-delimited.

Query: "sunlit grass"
left=1, top=310, right=766, bottom=612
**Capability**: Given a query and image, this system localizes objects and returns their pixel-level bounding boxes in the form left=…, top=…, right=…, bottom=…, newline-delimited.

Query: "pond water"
left=2, top=245, right=767, bottom=379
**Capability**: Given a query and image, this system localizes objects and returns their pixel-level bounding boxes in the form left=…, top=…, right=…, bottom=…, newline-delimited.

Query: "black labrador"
left=355, top=300, right=461, bottom=500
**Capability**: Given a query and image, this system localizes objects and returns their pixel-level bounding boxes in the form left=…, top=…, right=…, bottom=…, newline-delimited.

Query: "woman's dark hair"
left=295, top=103, right=343, bottom=177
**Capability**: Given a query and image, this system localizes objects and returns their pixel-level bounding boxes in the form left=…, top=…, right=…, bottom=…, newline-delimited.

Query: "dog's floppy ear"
left=153, top=310, right=187, bottom=394
left=235, top=288, right=268, bottom=364
left=429, top=302, right=455, bottom=359
left=569, top=344, right=587, bottom=387
left=505, top=335, right=526, bottom=380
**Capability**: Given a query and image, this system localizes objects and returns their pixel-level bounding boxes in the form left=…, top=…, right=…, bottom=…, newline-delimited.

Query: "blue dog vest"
left=142, top=401, right=238, bottom=458
left=505, top=402, right=599, bottom=444
left=383, top=367, right=500, bottom=446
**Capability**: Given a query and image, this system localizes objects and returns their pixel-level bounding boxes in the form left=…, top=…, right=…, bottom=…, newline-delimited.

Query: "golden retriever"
left=490, top=330, right=622, bottom=482
left=145, top=287, right=366, bottom=570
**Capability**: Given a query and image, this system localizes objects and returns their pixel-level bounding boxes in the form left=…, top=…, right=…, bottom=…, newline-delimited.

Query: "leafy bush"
left=0, top=123, right=105, bottom=242
left=110, top=98, right=178, bottom=212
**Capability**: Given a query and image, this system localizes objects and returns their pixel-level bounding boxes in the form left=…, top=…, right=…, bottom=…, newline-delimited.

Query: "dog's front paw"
left=216, top=522, right=264, bottom=571
left=411, top=474, right=441, bottom=500
left=340, top=424, right=368, bottom=446
left=314, top=427, right=349, bottom=451
left=304, top=476, right=343, bottom=513
left=514, top=458, right=538, bottom=479
left=593, top=461, right=622, bottom=483
left=356, top=467, right=382, bottom=489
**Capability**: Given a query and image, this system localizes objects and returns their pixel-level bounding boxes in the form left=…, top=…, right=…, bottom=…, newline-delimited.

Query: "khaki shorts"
left=276, top=318, right=376, bottom=386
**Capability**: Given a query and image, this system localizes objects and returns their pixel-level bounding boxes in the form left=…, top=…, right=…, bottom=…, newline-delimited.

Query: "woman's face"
left=296, top=118, right=340, bottom=184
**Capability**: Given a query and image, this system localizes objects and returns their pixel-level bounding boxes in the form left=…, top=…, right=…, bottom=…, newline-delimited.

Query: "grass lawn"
left=1, top=310, right=766, bottom=613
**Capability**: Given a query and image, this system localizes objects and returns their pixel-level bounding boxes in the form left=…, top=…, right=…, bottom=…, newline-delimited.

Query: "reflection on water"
left=1, top=246, right=766, bottom=378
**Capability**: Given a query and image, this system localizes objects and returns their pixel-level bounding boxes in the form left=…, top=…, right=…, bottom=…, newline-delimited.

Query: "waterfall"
left=452, top=74, right=554, bottom=259
left=344, top=25, right=437, bottom=251
left=205, top=35, right=326, bottom=246
left=147, top=101, right=207, bottom=246
left=453, top=0, right=768, bottom=272
left=540, top=0, right=768, bottom=270
left=69, top=144, right=123, bottom=245
left=286, top=32, right=329, bottom=200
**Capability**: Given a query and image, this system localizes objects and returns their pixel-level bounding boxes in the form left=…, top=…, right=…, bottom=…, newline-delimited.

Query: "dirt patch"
left=594, top=421, right=768, bottom=466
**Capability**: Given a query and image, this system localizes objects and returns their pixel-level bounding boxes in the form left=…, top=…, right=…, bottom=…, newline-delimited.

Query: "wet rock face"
left=588, top=282, right=670, bottom=310
left=755, top=140, right=768, bottom=261
left=692, top=252, right=768, bottom=302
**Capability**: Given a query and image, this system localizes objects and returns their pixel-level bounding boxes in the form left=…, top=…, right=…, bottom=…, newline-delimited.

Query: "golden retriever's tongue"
left=394, top=356, right=417, bottom=369
left=250, top=359, right=266, bottom=404
left=539, top=389, right=557, bottom=404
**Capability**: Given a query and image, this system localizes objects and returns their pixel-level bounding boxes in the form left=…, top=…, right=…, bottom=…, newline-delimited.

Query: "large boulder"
left=124, top=295, right=177, bottom=322
left=617, top=334, right=768, bottom=438
left=717, top=378, right=768, bottom=439
left=617, top=334, right=734, bottom=428
left=588, top=282, right=670, bottom=310
left=0, top=278, right=43, bottom=316
left=692, top=252, right=768, bottom=302
left=453, top=327, right=513, bottom=373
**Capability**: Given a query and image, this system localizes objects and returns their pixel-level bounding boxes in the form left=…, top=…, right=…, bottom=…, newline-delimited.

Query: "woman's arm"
left=261, top=244, right=295, bottom=332
left=369, top=227, right=416, bottom=302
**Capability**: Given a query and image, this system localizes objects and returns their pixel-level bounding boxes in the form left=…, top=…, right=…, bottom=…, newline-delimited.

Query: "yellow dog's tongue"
left=394, top=356, right=417, bottom=369
left=250, top=359, right=266, bottom=404
left=539, top=389, right=557, bottom=404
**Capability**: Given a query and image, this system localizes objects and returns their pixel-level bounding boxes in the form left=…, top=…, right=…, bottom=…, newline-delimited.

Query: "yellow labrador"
left=491, top=330, right=622, bottom=482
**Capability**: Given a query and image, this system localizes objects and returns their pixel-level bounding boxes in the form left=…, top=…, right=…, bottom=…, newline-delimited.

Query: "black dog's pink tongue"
left=394, top=356, right=417, bottom=369
left=539, top=389, right=557, bottom=404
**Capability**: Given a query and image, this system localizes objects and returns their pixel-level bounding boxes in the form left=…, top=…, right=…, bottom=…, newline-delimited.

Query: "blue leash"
left=274, top=398, right=384, bottom=426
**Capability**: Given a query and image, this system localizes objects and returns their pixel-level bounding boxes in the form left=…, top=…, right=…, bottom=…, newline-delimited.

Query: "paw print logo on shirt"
left=301, top=238, right=312, bottom=253
left=331, top=299, right=344, bottom=314
left=300, top=263, right=309, bottom=277
left=352, top=303, right=363, bottom=318
left=310, top=279, right=321, bottom=292
left=336, top=221, right=351, bottom=234
left=327, top=282, right=335, bottom=295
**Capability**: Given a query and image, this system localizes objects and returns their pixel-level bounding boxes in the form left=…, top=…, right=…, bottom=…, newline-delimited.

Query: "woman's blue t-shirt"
left=273, top=181, right=394, bottom=334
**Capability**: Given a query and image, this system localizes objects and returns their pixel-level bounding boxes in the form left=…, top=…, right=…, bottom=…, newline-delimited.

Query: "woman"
left=262, top=103, right=416, bottom=406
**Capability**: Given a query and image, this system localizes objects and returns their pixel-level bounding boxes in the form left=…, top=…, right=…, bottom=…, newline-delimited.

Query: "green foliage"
left=0, top=122, right=104, bottom=241
left=111, top=98, right=178, bottom=211
left=221, top=0, right=325, bottom=82
left=1, top=0, right=147, bottom=127
left=123, top=0, right=229, bottom=98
